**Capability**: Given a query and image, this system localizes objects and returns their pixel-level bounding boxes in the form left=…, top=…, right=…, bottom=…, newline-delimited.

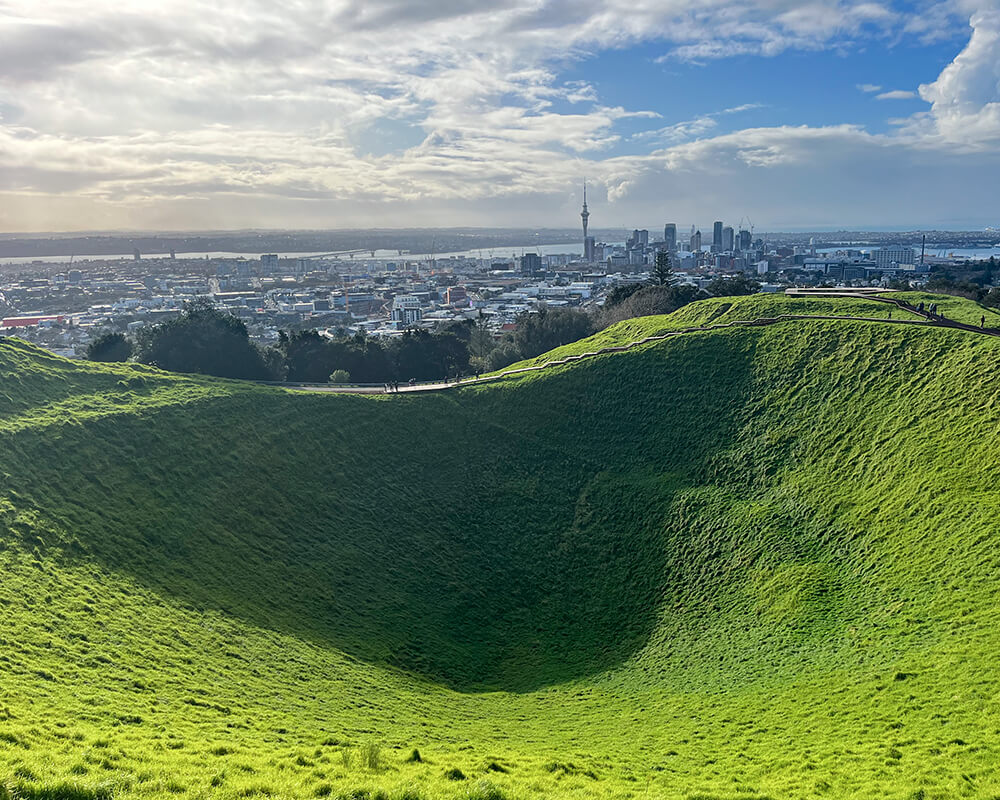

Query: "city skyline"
left=2, top=1, right=1000, bottom=232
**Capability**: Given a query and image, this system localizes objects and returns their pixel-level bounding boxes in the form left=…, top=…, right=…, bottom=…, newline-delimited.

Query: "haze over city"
left=4, top=0, right=1000, bottom=232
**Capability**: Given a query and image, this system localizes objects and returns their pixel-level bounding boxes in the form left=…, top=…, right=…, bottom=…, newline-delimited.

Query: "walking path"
left=280, top=291, right=999, bottom=396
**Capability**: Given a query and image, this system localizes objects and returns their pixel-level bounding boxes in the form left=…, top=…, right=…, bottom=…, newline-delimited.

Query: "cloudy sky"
left=1, top=0, right=999, bottom=233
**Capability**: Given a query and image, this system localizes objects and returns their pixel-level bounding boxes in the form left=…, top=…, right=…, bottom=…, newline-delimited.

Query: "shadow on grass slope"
left=0, top=332, right=755, bottom=692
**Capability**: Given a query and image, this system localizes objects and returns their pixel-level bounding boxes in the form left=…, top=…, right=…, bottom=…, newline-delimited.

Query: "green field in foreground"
left=3, top=292, right=1000, bottom=800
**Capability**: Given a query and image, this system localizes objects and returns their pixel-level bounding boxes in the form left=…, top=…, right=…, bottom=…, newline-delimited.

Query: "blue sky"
left=1, top=0, right=999, bottom=232
left=572, top=38, right=963, bottom=147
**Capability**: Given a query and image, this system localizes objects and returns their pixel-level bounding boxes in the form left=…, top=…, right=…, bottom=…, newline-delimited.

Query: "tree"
left=983, top=288, right=1000, bottom=309
left=651, top=250, right=674, bottom=286
left=485, top=342, right=521, bottom=372
left=391, top=329, right=470, bottom=380
left=86, top=331, right=132, bottom=362
left=280, top=330, right=338, bottom=382
left=603, top=282, right=645, bottom=309
left=133, top=299, right=272, bottom=380
left=329, top=369, right=351, bottom=383
left=512, top=307, right=595, bottom=360
left=704, top=274, right=759, bottom=297
left=466, top=315, right=498, bottom=373
left=601, top=284, right=703, bottom=327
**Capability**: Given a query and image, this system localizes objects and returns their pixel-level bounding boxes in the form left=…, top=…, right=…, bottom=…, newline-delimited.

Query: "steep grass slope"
left=3, top=293, right=1000, bottom=800
left=496, top=292, right=900, bottom=372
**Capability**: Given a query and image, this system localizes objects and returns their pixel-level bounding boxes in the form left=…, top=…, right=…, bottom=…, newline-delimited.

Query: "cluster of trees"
left=88, top=301, right=478, bottom=382
left=86, top=300, right=591, bottom=381
left=882, top=258, right=1000, bottom=307
left=88, top=301, right=274, bottom=379
left=88, top=268, right=760, bottom=382
left=599, top=272, right=758, bottom=328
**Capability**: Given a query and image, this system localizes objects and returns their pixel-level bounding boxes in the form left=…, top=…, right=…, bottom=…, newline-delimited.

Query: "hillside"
left=3, top=292, right=1000, bottom=800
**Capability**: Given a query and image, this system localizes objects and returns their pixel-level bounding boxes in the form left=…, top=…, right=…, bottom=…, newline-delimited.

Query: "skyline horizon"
left=4, top=223, right=1000, bottom=239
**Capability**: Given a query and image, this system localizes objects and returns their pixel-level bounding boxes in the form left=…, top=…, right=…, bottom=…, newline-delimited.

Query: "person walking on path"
left=982, top=315, right=987, bottom=328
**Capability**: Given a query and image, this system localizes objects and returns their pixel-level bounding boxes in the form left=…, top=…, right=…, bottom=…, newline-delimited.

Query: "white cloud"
left=857, top=83, right=883, bottom=92
left=876, top=89, right=919, bottom=99
left=0, top=0, right=996, bottom=231
left=918, top=5, right=1000, bottom=146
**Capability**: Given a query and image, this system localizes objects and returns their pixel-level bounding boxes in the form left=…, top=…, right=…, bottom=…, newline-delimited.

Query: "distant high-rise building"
left=737, top=229, right=752, bottom=252
left=581, top=182, right=590, bottom=258
left=391, top=295, right=423, bottom=325
left=713, top=221, right=723, bottom=253
left=584, top=236, right=596, bottom=263
left=873, top=246, right=915, bottom=269
left=722, top=226, right=734, bottom=252
left=664, top=223, right=677, bottom=252
left=690, top=230, right=702, bottom=252
left=520, top=253, right=543, bottom=275
left=260, top=254, right=279, bottom=274
left=628, top=229, right=649, bottom=250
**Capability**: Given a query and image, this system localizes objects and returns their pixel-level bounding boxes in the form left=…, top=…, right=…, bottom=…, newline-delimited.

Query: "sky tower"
left=580, top=182, right=595, bottom=262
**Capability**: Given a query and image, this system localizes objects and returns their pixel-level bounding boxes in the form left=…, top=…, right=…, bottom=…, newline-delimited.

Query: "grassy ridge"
left=495, top=292, right=903, bottom=373
left=3, top=293, right=1000, bottom=799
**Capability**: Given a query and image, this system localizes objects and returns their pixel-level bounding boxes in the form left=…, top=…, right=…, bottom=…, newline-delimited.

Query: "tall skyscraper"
left=722, top=226, right=734, bottom=252
left=580, top=182, right=590, bottom=259
left=628, top=229, right=648, bottom=249
left=664, top=223, right=677, bottom=252
left=520, top=253, right=543, bottom=275
left=691, top=230, right=702, bottom=252
left=713, top=221, right=723, bottom=253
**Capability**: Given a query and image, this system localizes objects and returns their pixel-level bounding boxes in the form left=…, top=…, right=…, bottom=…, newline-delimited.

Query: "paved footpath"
left=279, top=291, right=999, bottom=396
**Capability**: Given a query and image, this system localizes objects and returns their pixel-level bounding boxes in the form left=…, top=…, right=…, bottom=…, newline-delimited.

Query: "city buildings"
left=664, top=224, right=677, bottom=252
left=873, top=246, right=916, bottom=269
left=520, top=253, right=543, bottom=276
left=0, top=202, right=965, bottom=361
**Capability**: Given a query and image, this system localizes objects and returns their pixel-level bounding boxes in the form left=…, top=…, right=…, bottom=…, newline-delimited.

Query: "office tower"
left=260, top=253, right=279, bottom=274
left=713, top=221, right=723, bottom=253
left=691, top=230, right=702, bottom=251
left=722, top=226, right=734, bottom=252
left=873, top=246, right=915, bottom=268
left=520, top=252, right=543, bottom=275
left=664, top=223, right=677, bottom=252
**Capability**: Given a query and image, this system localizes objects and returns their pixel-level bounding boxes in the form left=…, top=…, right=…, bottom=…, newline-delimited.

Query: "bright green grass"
left=877, top=291, right=1000, bottom=325
left=495, top=292, right=907, bottom=373
left=3, top=292, right=1000, bottom=799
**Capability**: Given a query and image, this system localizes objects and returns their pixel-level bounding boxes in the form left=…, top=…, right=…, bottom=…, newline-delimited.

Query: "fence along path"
left=286, top=291, right=1000, bottom=395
